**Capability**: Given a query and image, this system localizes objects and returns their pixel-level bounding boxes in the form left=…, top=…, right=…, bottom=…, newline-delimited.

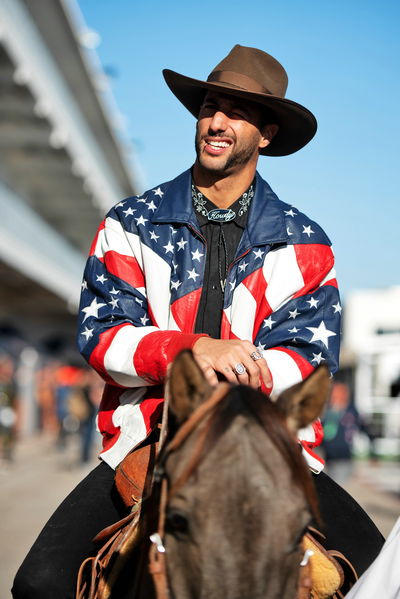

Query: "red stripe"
left=134, top=330, right=204, bottom=382
left=89, top=323, right=132, bottom=385
left=97, top=383, right=125, bottom=450
left=241, top=269, right=272, bottom=341
left=139, top=391, right=164, bottom=432
left=102, top=250, right=145, bottom=288
left=89, top=220, right=105, bottom=256
left=293, top=244, right=334, bottom=296
left=220, top=311, right=231, bottom=338
left=322, top=277, right=338, bottom=288
left=312, top=419, right=324, bottom=447
left=170, top=288, right=202, bottom=333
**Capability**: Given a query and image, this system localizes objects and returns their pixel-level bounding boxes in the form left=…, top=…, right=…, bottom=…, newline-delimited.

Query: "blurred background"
left=0, top=0, right=399, bottom=596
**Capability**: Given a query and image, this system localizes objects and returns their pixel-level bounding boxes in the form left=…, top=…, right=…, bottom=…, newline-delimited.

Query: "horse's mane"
left=177, top=385, right=320, bottom=523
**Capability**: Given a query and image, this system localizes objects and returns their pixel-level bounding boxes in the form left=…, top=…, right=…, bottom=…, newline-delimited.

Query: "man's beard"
left=195, top=125, right=259, bottom=173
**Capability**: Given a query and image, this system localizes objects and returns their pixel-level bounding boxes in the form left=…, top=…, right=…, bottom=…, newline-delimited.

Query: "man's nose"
left=209, top=110, right=228, bottom=132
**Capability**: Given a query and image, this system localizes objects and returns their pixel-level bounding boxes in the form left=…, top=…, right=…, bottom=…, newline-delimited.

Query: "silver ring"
left=234, top=363, right=246, bottom=375
left=250, top=350, right=263, bottom=361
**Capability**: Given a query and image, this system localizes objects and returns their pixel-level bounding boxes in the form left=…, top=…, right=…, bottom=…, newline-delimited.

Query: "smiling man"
left=13, top=45, right=383, bottom=599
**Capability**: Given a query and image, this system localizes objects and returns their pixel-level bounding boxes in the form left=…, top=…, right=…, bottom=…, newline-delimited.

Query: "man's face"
left=195, top=92, right=271, bottom=175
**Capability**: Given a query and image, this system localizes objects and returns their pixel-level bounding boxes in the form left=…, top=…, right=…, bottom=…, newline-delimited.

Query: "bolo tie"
left=206, top=206, right=236, bottom=293
left=192, top=184, right=253, bottom=294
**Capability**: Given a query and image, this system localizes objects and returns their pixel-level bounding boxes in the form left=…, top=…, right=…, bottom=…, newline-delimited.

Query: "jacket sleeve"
left=77, top=208, right=205, bottom=388
left=254, top=241, right=341, bottom=472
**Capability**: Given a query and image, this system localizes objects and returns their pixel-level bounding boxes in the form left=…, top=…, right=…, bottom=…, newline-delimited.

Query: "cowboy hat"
left=163, top=45, right=317, bottom=156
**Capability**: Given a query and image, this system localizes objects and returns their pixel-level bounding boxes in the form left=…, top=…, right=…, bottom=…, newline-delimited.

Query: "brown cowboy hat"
left=163, top=45, right=317, bottom=156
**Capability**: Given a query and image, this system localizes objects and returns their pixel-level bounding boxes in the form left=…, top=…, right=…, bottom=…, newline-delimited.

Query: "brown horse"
left=146, top=351, right=330, bottom=599
left=84, top=351, right=331, bottom=599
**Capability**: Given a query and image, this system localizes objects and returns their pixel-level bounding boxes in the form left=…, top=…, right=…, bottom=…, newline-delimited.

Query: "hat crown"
left=208, top=45, right=288, bottom=98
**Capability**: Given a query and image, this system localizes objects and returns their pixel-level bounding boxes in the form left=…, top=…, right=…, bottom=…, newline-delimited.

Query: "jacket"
left=77, top=169, right=341, bottom=472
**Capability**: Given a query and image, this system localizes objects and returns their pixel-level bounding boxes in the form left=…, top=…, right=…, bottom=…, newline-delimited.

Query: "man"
left=78, top=44, right=339, bottom=475
left=13, top=45, right=382, bottom=599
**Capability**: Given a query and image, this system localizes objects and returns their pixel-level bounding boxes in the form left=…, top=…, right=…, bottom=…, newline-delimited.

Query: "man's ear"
left=166, top=350, right=212, bottom=424
left=275, top=365, right=331, bottom=435
left=259, top=123, right=279, bottom=149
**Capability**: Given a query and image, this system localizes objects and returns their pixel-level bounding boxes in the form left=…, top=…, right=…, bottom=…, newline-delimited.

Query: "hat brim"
left=163, top=69, right=317, bottom=156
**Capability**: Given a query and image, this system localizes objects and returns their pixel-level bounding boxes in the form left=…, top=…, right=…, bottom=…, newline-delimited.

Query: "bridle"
left=148, top=382, right=231, bottom=599
left=147, top=381, right=314, bottom=599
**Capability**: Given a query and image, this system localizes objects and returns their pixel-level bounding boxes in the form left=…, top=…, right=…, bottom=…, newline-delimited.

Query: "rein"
left=148, top=382, right=231, bottom=599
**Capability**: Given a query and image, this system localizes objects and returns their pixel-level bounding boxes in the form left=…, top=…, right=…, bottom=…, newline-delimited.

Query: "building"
left=0, top=0, right=140, bottom=433
left=341, top=286, right=400, bottom=455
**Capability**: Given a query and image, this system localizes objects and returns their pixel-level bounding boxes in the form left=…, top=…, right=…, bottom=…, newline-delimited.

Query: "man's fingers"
left=251, top=356, right=271, bottom=388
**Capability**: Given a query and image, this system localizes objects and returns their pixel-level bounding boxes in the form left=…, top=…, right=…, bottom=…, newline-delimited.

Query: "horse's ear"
left=166, top=350, right=212, bottom=424
left=275, top=365, right=331, bottom=435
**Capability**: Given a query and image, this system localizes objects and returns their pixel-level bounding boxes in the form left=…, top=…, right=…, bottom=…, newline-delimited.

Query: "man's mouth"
left=204, top=138, right=233, bottom=155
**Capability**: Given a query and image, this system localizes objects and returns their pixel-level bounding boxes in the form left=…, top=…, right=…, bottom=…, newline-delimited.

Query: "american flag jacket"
left=78, top=168, right=341, bottom=473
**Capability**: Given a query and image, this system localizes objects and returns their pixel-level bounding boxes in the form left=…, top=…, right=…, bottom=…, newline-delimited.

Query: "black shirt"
left=193, top=182, right=254, bottom=338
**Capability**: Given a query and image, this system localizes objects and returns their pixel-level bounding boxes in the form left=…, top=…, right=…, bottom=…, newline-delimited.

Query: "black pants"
left=313, top=471, right=385, bottom=575
left=12, top=461, right=128, bottom=599
left=12, top=465, right=384, bottom=599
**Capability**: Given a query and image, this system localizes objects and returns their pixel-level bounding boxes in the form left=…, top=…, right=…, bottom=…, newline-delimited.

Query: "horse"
left=78, top=350, right=331, bottom=599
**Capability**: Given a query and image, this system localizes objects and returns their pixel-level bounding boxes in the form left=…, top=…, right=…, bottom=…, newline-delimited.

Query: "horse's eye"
left=166, top=509, right=190, bottom=535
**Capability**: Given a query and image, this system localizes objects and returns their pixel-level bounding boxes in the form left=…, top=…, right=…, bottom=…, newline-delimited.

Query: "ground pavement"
left=1, top=435, right=399, bottom=598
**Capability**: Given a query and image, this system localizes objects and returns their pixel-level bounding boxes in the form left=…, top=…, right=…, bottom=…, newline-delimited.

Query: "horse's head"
left=155, top=351, right=330, bottom=599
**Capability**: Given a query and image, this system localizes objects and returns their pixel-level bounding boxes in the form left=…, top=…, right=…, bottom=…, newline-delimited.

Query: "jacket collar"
left=151, top=168, right=289, bottom=246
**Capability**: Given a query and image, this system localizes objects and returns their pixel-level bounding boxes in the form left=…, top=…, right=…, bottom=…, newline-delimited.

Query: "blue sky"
left=78, top=0, right=399, bottom=300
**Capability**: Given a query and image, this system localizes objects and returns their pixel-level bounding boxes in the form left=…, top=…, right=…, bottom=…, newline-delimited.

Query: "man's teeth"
left=208, top=141, right=230, bottom=148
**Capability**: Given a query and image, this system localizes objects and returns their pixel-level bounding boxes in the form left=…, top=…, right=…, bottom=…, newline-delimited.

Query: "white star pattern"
left=81, top=327, right=93, bottom=341
left=137, top=197, right=147, bottom=203
left=81, top=279, right=88, bottom=291
left=163, top=241, right=174, bottom=253
left=187, top=268, right=199, bottom=281
left=170, top=226, right=178, bottom=235
left=115, top=201, right=125, bottom=209
left=312, top=353, right=325, bottom=365
left=150, top=230, right=160, bottom=241
left=229, top=280, right=236, bottom=291
left=284, top=209, right=297, bottom=217
left=302, top=225, right=315, bottom=237
left=289, top=308, right=300, bottom=319
left=191, top=249, right=204, bottom=261
left=140, top=315, right=149, bottom=325
left=306, top=321, right=337, bottom=348
left=109, top=297, right=119, bottom=309
left=238, top=261, right=249, bottom=272
left=146, top=200, right=157, bottom=212
left=135, top=298, right=143, bottom=305
left=257, top=343, right=266, bottom=351
left=96, top=274, right=108, bottom=284
left=135, top=215, right=148, bottom=226
left=171, top=280, right=182, bottom=291
left=123, top=207, right=136, bottom=217
left=110, top=287, right=120, bottom=295
left=253, top=249, right=264, bottom=260
left=332, top=302, right=342, bottom=314
left=172, top=261, right=178, bottom=272
left=287, top=227, right=294, bottom=236
left=288, top=326, right=300, bottom=333
left=307, top=297, right=319, bottom=309
left=153, top=187, right=164, bottom=197
left=263, top=316, right=276, bottom=329
left=81, top=298, right=106, bottom=322
left=177, top=237, right=188, bottom=250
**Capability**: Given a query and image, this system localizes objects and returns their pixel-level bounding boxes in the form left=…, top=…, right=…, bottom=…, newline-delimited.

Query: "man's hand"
left=192, top=337, right=271, bottom=389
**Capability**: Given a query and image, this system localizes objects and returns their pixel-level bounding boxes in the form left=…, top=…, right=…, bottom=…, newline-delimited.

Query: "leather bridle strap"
left=148, top=382, right=231, bottom=599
